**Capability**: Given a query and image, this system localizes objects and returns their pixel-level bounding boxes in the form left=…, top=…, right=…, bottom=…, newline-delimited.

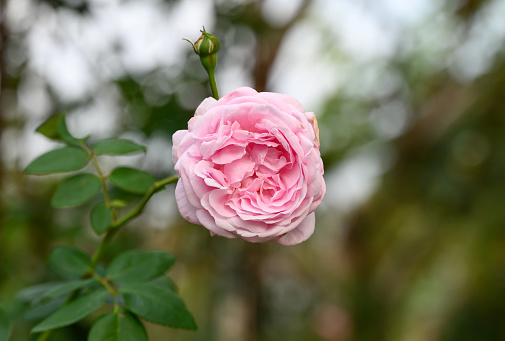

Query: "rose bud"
left=172, top=87, right=326, bottom=246
left=184, top=27, right=220, bottom=75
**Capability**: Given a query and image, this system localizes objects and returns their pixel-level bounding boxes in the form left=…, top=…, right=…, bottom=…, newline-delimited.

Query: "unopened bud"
left=184, top=27, right=220, bottom=74
left=193, top=30, right=219, bottom=57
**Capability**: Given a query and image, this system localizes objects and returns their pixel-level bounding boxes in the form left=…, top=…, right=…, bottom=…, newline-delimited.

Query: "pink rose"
left=172, top=87, right=325, bottom=246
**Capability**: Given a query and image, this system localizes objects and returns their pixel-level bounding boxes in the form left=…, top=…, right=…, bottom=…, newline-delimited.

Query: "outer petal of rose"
left=196, top=209, right=237, bottom=238
left=175, top=180, right=200, bottom=224
left=195, top=97, right=217, bottom=117
left=218, top=87, right=258, bottom=105
left=172, top=130, right=187, bottom=165
left=309, top=178, right=326, bottom=212
left=275, top=212, right=315, bottom=246
left=178, top=161, right=206, bottom=208
left=235, top=229, right=274, bottom=243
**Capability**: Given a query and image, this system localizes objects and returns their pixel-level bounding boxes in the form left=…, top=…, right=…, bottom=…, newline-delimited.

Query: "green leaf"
left=40, top=279, right=96, bottom=302
left=106, top=250, right=175, bottom=283
left=51, top=173, right=101, bottom=208
left=24, top=146, right=89, bottom=175
left=88, top=311, right=147, bottom=341
left=48, top=246, right=91, bottom=278
left=148, top=276, right=177, bottom=292
left=109, top=167, right=156, bottom=195
left=90, top=202, right=112, bottom=235
left=120, top=283, right=196, bottom=330
left=17, top=283, right=60, bottom=302
left=92, top=138, right=146, bottom=156
left=25, top=296, right=66, bottom=322
left=32, top=289, right=108, bottom=333
left=36, top=113, right=81, bottom=144
left=0, top=307, right=10, bottom=341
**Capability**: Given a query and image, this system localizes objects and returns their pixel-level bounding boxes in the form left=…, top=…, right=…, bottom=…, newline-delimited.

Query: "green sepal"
left=92, top=138, right=146, bottom=156
left=51, top=173, right=102, bottom=208
left=106, top=250, right=175, bottom=283
left=88, top=310, right=147, bottom=341
left=31, top=289, right=108, bottom=333
left=90, top=202, right=112, bottom=235
left=108, top=167, right=156, bottom=195
left=120, top=283, right=196, bottom=330
left=48, top=246, right=91, bottom=278
left=24, top=146, right=89, bottom=175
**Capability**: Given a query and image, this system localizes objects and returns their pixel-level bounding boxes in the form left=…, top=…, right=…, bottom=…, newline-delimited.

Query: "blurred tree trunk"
left=253, top=0, right=311, bottom=92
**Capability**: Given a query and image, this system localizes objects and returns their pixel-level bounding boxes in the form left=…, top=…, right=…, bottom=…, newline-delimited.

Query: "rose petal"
left=196, top=209, right=237, bottom=238
left=195, top=97, right=217, bottom=116
left=195, top=160, right=228, bottom=189
left=175, top=180, right=200, bottom=224
left=223, top=156, right=255, bottom=185
left=211, top=144, right=246, bottom=164
left=275, top=213, right=316, bottom=246
left=219, top=87, right=258, bottom=105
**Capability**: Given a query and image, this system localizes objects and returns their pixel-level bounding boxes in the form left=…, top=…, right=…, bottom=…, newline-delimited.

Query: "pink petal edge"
left=274, top=213, right=316, bottom=246
left=175, top=180, right=200, bottom=224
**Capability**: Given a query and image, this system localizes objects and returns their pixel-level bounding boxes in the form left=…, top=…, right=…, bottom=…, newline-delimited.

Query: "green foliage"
left=92, top=138, right=145, bottom=156
left=17, top=283, right=60, bottom=303
left=35, top=113, right=82, bottom=144
left=106, top=250, right=175, bottom=283
left=24, top=297, right=67, bottom=322
left=17, top=284, right=71, bottom=322
left=48, top=246, right=91, bottom=278
left=88, top=311, right=148, bottom=341
left=16, top=113, right=194, bottom=340
left=148, top=275, right=177, bottom=292
left=120, top=283, right=197, bottom=330
left=109, top=167, right=156, bottom=195
left=90, top=202, right=112, bottom=235
left=0, top=307, right=10, bottom=341
left=24, top=147, right=89, bottom=175
left=32, top=289, right=109, bottom=332
left=51, top=174, right=102, bottom=208
left=38, top=279, right=97, bottom=302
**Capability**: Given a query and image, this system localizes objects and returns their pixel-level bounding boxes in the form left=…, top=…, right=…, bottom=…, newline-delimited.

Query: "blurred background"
left=2, top=0, right=505, bottom=340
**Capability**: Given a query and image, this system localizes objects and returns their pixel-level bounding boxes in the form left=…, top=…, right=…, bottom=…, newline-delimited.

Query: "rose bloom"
left=172, top=87, right=325, bottom=245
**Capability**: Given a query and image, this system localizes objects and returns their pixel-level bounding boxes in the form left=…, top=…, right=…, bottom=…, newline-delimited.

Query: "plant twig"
left=111, top=175, right=178, bottom=229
